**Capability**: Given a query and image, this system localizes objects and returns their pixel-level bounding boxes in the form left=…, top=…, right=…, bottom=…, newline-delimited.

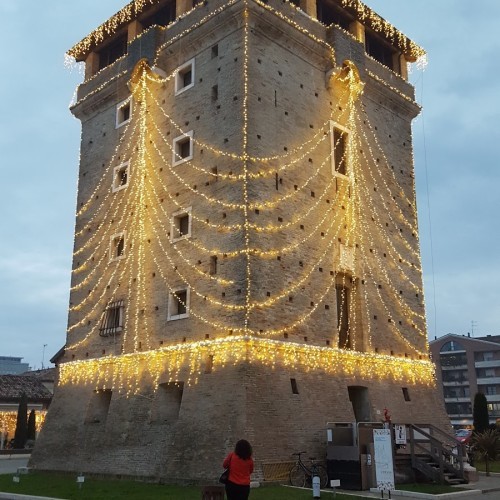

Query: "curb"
left=0, top=456, right=30, bottom=461
left=369, top=488, right=482, bottom=499
left=0, top=495, right=63, bottom=500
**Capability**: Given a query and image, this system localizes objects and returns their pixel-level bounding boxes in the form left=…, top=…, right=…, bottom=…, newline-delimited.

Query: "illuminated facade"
left=31, top=0, right=450, bottom=481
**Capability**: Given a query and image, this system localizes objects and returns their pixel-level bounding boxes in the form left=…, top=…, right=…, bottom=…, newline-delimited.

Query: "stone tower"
left=31, top=0, right=450, bottom=481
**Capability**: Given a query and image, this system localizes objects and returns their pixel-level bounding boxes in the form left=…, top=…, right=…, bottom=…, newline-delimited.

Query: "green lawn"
left=474, top=460, right=500, bottom=473
left=0, top=473, right=367, bottom=500
left=397, top=483, right=466, bottom=494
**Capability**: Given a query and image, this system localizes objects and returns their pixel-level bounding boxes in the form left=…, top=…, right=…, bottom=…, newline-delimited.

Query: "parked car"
left=455, top=429, right=472, bottom=444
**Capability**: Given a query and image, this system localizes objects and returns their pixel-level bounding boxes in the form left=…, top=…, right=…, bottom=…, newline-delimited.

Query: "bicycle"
left=289, top=451, right=329, bottom=488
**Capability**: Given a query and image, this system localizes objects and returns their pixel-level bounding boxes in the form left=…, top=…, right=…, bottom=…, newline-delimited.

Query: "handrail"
left=407, top=423, right=465, bottom=483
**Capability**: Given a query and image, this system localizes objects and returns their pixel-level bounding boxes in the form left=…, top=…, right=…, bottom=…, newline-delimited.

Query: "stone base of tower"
left=30, top=360, right=450, bottom=482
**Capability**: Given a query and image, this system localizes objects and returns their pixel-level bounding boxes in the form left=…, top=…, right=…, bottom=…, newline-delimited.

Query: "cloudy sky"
left=0, top=0, right=498, bottom=370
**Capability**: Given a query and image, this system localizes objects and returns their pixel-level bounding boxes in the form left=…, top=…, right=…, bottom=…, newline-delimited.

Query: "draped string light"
left=60, top=337, right=436, bottom=393
left=62, top=2, right=434, bottom=390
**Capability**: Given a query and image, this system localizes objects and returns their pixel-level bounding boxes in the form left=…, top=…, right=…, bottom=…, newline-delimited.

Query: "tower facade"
left=31, top=0, right=450, bottom=481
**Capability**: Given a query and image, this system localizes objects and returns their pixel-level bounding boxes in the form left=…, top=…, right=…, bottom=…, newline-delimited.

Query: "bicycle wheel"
left=314, top=464, right=329, bottom=489
left=318, top=465, right=330, bottom=488
left=289, top=464, right=307, bottom=487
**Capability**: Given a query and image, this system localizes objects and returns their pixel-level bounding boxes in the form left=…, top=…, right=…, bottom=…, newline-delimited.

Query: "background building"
left=430, top=334, right=500, bottom=428
left=31, top=0, right=450, bottom=481
left=0, top=375, right=52, bottom=449
left=0, top=357, right=30, bottom=375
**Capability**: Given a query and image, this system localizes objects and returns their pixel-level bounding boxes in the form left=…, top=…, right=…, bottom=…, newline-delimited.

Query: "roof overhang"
left=67, top=0, right=425, bottom=63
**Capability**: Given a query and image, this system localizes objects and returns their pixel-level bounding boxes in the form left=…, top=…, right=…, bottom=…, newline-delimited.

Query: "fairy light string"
left=62, top=2, right=434, bottom=393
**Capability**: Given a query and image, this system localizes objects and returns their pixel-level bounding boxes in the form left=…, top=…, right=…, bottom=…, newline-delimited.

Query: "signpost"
left=373, top=429, right=395, bottom=496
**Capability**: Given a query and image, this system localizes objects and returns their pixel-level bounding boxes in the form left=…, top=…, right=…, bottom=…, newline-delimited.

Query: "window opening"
left=99, top=300, right=124, bottom=337
left=151, top=381, right=184, bottom=422
left=116, top=99, right=132, bottom=128
left=211, top=44, right=219, bottom=58
left=365, top=30, right=399, bottom=73
left=210, top=256, right=218, bottom=275
left=171, top=208, right=192, bottom=241
left=316, top=0, right=351, bottom=30
left=140, top=1, right=176, bottom=29
left=112, top=161, right=130, bottom=192
left=402, top=387, right=411, bottom=401
left=110, top=232, right=126, bottom=260
left=98, top=35, right=127, bottom=70
left=168, top=287, right=190, bottom=320
left=175, top=59, right=195, bottom=95
left=85, top=389, right=112, bottom=423
left=290, top=378, right=299, bottom=394
left=333, top=127, right=348, bottom=176
left=348, top=386, right=371, bottom=422
left=172, top=131, right=193, bottom=165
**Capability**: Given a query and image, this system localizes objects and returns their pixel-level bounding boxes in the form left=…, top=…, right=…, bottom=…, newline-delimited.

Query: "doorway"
left=348, top=386, right=371, bottom=422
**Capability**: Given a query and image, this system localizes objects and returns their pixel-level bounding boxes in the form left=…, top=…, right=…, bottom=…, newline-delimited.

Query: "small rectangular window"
left=171, top=207, right=192, bottom=241
left=210, top=256, right=218, bottom=275
left=212, top=84, right=219, bottom=101
left=332, top=127, right=348, bottom=176
left=172, top=131, right=194, bottom=165
left=168, top=287, right=190, bottom=321
left=110, top=232, right=126, bottom=261
left=99, top=300, right=124, bottom=337
left=402, top=387, right=411, bottom=401
left=112, top=161, right=130, bottom=192
left=290, top=378, right=299, bottom=394
left=116, top=99, right=132, bottom=128
left=175, top=59, right=195, bottom=95
left=211, top=44, right=219, bottom=59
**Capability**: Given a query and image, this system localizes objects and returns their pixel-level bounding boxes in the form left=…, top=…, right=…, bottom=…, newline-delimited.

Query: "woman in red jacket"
left=223, top=439, right=254, bottom=500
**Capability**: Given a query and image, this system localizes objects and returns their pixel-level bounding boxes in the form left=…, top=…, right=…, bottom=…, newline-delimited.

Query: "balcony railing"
left=475, top=360, right=500, bottom=369
left=477, top=377, right=500, bottom=385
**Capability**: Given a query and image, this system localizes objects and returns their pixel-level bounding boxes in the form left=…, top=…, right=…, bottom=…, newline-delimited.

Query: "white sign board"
left=395, top=424, right=407, bottom=445
left=373, top=429, right=395, bottom=491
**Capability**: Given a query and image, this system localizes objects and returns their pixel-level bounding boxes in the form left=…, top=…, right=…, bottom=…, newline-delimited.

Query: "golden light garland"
left=62, top=1, right=433, bottom=385
left=338, top=0, right=425, bottom=62
left=59, top=337, right=435, bottom=396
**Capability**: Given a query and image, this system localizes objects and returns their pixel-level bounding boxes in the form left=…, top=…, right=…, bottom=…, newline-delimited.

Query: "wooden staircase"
left=408, top=424, right=467, bottom=485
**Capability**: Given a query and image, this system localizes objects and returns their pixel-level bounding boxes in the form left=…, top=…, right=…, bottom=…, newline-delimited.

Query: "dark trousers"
left=225, top=480, right=250, bottom=500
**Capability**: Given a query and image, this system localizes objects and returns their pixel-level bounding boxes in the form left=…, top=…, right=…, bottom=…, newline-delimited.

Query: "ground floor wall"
left=30, top=361, right=451, bottom=481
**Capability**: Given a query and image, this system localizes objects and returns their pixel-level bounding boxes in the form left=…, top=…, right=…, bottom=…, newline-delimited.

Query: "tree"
left=27, top=409, right=36, bottom=442
left=13, top=393, right=28, bottom=449
left=471, top=429, right=500, bottom=476
left=473, top=392, right=489, bottom=434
